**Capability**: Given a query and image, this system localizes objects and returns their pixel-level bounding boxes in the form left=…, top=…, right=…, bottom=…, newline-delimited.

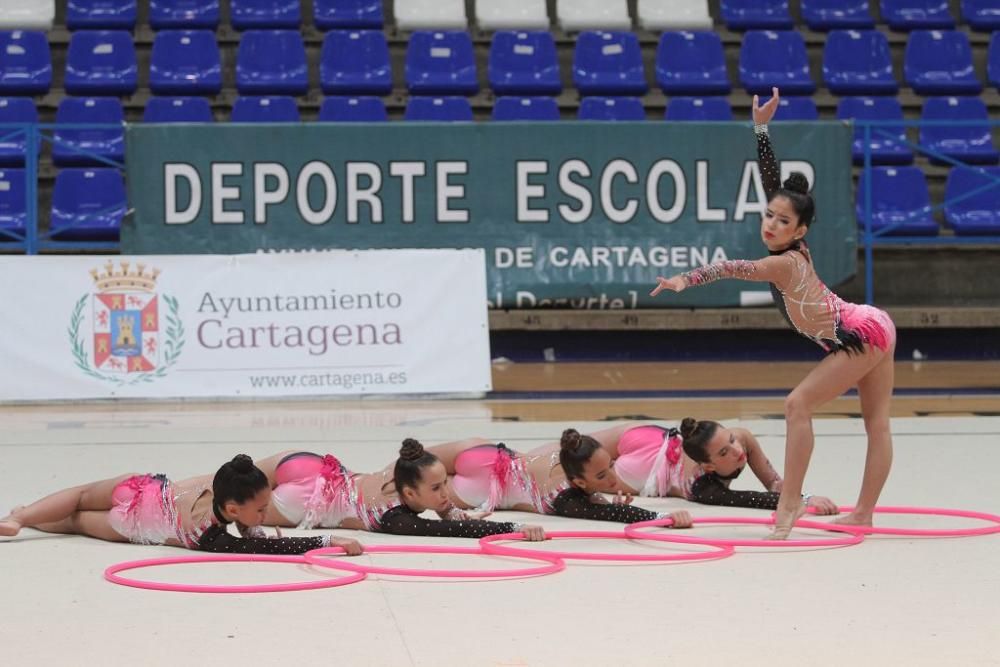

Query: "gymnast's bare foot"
left=768, top=501, right=807, bottom=540
left=0, top=507, right=24, bottom=537
left=831, top=511, right=873, bottom=527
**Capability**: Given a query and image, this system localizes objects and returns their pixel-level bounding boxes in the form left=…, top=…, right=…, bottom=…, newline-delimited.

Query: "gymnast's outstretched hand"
left=331, top=536, right=364, bottom=555
left=519, top=524, right=547, bottom=541
left=807, top=495, right=840, bottom=515
left=650, top=275, right=686, bottom=297
left=752, top=86, right=780, bottom=125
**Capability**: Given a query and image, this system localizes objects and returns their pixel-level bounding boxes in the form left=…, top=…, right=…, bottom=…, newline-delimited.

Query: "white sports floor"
left=2, top=402, right=998, bottom=667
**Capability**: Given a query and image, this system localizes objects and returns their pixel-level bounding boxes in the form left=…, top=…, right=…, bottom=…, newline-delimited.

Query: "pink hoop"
left=625, top=516, right=866, bottom=548
left=479, top=530, right=735, bottom=563
left=802, top=506, right=1000, bottom=537
left=104, top=554, right=366, bottom=594
left=304, top=544, right=565, bottom=578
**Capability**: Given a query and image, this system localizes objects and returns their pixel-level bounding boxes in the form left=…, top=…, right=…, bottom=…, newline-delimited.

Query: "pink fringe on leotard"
left=301, top=454, right=354, bottom=530
left=839, top=303, right=897, bottom=352
left=486, top=446, right=549, bottom=514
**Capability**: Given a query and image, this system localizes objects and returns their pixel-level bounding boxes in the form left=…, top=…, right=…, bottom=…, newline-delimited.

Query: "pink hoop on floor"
left=625, top=516, right=866, bottom=548
left=479, top=530, right=735, bottom=563
left=803, top=506, right=1000, bottom=537
left=304, top=544, right=565, bottom=578
left=104, top=554, right=366, bottom=594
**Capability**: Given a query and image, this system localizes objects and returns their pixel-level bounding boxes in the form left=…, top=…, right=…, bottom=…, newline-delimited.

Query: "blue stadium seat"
left=720, top=0, right=793, bottom=30
left=855, top=167, right=939, bottom=236
left=837, top=96, right=913, bottom=165
left=739, top=30, right=815, bottom=95
left=920, top=96, right=999, bottom=164
left=962, top=0, right=1000, bottom=31
left=236, top=30, right=308, bottom=95
left=53, top=97, right=125, bottom=166
left=0, top=31, right=52, bottom=95
left=800, top=0, right=875, bottom=30
left=665, top=96, right=733, bottom=121
left=320, top=30, right=392, bottom=95
left=149, top=0, right=219, bottom=29
left=493, top=96, right=560, bottom=120
left=823, top=30, right=897, bottom=95
left=489, top=31, right=561, bottom=96
left=314, top=0, right=384, bottom=29
left=149, top=30, right=221, bottom=95
left=143, top=96, right=214, bottom=122
left=404, top=96, right=474, bottom=121
left=989, top=32, right=1000, bottom=88
left=0, top=168, right=26, bottom=236
left=50, top=168, right=126, bottom=241
left=773, top=96, right=819, bottom=120
left=67, top=0, right=137, bottom=29
left=578, top=96, right=645, bottom=120
left=573, top=31, right=648, bottom=96
left=905, top=30, right=980, bottom=95
left=231, top=95, right=300, bottom=122
left=0, top=98, right=38, bottom=166
left=880, top=0, right=954, bottom=30
left=231, top=0, right=301, bottom=30
left=656, top=31, right=730, bottom=95
left=318, top=96, right=388, bottom=121
left=945, top=167, right=1000, bottom=235
left=65, top=30, right=137, bottom=96
left=406, top=31, right=478, bottom=96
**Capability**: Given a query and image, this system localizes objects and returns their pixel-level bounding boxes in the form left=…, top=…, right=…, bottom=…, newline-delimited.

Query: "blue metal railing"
left=0, top=122, right=125, bottom=254
left=856, top=118, right=1000, bottom=303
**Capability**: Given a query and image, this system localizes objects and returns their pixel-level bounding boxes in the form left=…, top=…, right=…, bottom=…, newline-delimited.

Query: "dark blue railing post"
left=863, top=123, right=874, bottom=305
left=25, top=124, right=39, bottom=255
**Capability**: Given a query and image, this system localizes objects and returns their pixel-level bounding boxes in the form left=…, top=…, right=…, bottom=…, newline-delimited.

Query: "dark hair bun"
left=230, top=454, right=255, bottom=474
left=399, top=438, right=425, bottom=461
left=783, top=172, right=809, bottom=195
left=560, top=428, right=582, bottom=452
left=679, top=418, right=699, bottom=441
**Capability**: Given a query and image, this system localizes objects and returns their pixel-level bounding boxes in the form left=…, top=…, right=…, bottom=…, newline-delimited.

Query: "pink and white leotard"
left=681, top=126, right=897, bottom=356
left=451, top=444, right=567, bottom=514
left=108, top=474, right=210, bottom=547
left=271, top=452, right=391, bottom=531
left=613, top=426, right=695, bottom=498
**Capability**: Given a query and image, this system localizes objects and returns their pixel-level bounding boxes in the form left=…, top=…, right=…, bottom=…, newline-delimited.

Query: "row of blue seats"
left=720, top=0, right=1000, bottom=32
left=0, top=167, right=126, bottom=241
left=54, top=0, right=1000, bottom=33
left=1, top=164, right=996, bottom=240
left=4, top=28, right=1000, bottom=98
left=65, top=0, right=382, bottom=31
left=1, top=94, right=996, bottom=166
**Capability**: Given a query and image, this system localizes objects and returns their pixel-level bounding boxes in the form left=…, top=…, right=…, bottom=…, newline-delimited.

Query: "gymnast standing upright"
left=651, top=87, right=897, bottom=538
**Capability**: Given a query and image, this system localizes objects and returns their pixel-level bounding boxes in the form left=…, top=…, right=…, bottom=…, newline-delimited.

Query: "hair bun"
left=679, top=418, right=699, bottom=441
left=230, top=454, right=255, bottom=474
left=782, top=172, right=809, bottom=195
left=560, top=428, right=582, bottom=452
left=399, top=438, right=425, bottom=461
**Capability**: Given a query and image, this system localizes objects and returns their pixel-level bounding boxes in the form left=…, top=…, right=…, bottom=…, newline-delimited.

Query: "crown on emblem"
left=90, top=261, right=160, bottom=293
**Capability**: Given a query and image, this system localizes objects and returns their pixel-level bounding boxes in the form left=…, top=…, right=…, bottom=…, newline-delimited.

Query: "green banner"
left=124, top=122, right=855, bottom=308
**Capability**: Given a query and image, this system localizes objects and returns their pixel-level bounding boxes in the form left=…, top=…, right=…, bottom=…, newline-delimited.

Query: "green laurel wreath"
left=69, top=294, right=185, bottom=386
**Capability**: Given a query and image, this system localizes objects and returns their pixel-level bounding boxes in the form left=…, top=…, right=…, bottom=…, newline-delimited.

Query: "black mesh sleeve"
left=196, top=524, right=327, bottom=555
left=757, top=128, right=781, bottom=199
left=688, top=474, right=780, bottom=510
left=550, top=489, right=658, bottom=523
left=378, top=506, right=518, bottom=538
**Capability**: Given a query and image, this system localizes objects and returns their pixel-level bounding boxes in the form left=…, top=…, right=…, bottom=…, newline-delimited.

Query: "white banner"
left=0, top=250, right=492, bottom=401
